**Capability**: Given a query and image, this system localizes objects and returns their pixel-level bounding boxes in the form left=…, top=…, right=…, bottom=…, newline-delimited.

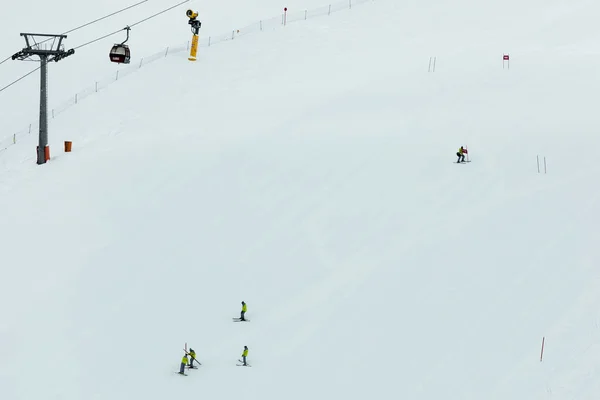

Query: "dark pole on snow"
left=12, top=33, right=74, bottom=164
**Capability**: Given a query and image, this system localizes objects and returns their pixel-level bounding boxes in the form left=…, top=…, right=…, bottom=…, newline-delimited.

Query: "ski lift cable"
left=0, top=0, right=190, bottom=93
left=0, top=55, right=12, bottom=66
left=0, top=0, right=149, bottom=66
left=0, top=66, right=41, bottom=93
left=63, top=0, right=149, bottom=35
left=73, top=28, right=126, bottom=50
left=73, top=0, right=190, bottom=50
left=129, top=0, right=189, bottom=28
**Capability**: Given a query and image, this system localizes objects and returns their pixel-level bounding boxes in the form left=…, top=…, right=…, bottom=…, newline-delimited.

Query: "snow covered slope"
left=2, top=0, right=600, bottom=399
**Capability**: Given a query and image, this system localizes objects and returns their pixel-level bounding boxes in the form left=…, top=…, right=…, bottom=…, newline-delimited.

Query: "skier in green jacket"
left=188, top=348, right=198, bottom=368
left=241, top=345, right=249, bottom=366
left=241, top=301, right=247, bottom=321
left=179, top=354, right=188, bottom=375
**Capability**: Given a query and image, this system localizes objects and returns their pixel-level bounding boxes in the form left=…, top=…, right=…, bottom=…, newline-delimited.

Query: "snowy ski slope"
left=2, top=0, right=600, bottom=399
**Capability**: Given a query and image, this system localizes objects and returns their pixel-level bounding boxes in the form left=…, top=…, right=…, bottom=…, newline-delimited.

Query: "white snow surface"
left=2, top=0, right=600, bottom=399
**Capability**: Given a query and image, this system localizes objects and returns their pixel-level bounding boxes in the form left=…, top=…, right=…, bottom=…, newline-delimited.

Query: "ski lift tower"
left=12, top=33, right=75, bottom=164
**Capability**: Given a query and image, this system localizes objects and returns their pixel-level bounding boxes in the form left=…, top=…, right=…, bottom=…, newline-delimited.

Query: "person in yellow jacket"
left=456, top=146, right=467, bottom=163
left=188, top=348, right=198, bottom=368
left=179, top=354, right=188, bottom=375
left=240, top=301, right=247, bottom=321
left=241, top=345, right=249, bottom=366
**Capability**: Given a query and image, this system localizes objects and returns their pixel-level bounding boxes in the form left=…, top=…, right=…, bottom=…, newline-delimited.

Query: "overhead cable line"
left=0, top=0, right=189, bottom=94
left=0, top=55, right=12, bottom=66
left=63, top=0, right=149, bottom=35
left=73, top=0, right=190, bottom=50
left=0, top=66, right=40, bottom=93
left=0, top=0, right=149, bottom=67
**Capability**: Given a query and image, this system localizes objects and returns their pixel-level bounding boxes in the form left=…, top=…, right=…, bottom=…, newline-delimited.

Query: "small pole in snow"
left=544, top=157, right=547, bottom=174
left=537, top=155, right=540, bottom=173
left=503, top=54, right=510, bottom=69
left=540, top=337, right=545, bottom=362
left=284, top=7, right=288, bottom=26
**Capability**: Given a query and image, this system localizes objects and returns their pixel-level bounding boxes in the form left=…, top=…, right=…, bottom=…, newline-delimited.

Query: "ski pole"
left=183, top=349, right=202, bottom=365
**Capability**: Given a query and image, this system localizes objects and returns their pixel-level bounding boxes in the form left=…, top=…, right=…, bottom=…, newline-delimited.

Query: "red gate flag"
left=503, top=54, right=509, bottom=60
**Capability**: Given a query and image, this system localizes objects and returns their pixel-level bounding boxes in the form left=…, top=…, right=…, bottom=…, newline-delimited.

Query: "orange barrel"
left=64, top=141, right=72, bottom=152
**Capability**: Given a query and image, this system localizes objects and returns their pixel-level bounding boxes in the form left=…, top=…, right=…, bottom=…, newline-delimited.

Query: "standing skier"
left=241, top=345, right=249, bottom=366
left=188, top=348, right=198, bottom=368
left=456, top=146, right=467, bottom=163
left=179, top=353, right=189, bottom=375
left=240, top=301, right=247, bottom=321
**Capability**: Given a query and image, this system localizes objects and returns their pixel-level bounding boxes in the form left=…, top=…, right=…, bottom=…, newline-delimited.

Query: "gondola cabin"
left=109, top=44, right=130, bottom=64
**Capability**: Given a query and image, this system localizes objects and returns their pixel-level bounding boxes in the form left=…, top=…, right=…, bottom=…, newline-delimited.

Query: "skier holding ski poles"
left=188, top=348, right=199, bottom=368
left=179, top=354, right=189, bottom=375
left=456, top=146, right=467, bottom=163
